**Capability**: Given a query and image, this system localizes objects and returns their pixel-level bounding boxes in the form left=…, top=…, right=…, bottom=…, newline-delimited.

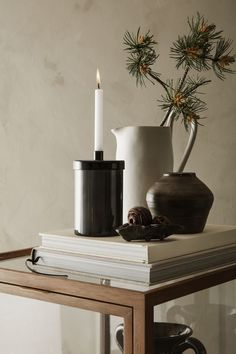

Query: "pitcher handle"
left=173, top=336, right=207, bottom=353
left=164, top=111, right=198, bottom=173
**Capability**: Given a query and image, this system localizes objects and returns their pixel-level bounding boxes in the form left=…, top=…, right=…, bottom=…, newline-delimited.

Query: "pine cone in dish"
left=128, top=206, right=152, bottom=226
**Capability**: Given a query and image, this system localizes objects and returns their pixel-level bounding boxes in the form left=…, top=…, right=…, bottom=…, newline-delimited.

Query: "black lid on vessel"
left=73, top=160, right=125, bottom=170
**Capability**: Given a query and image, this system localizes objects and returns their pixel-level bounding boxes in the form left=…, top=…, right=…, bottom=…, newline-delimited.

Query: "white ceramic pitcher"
left=111, top=119, right=197, bottom=222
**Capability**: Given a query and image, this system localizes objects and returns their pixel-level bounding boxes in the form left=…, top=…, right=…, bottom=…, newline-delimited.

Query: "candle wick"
left=97, top=83, right=100, bottom=89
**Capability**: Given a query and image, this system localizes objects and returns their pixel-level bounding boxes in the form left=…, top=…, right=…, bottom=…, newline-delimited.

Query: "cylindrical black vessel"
left=146, top=173, right=214, bottom=234
left=73, top=160, right=125, bottom=236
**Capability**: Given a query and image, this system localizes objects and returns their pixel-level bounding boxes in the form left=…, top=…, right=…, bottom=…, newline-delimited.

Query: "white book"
left=39, top=225, right=236, bottom=264
left=31, top=244, right=236, bottom=285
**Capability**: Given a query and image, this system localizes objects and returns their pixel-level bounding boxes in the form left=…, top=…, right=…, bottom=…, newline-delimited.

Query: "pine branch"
left=177, top=67, right=189, bottom=91
left=123, top=28, right=160, bottom=87
left=123, top=14, right=235, bottom=129
left=211, top=39, right=236, bottom=79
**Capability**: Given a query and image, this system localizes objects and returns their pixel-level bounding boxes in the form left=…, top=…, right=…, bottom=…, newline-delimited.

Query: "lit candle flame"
left=96, top=69, right=101, bottom=89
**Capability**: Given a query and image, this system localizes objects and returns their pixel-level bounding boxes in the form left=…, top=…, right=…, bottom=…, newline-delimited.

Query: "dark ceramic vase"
left=146, top=173, right=214, bottom=234
left=115, top=322, right=207, bottom=353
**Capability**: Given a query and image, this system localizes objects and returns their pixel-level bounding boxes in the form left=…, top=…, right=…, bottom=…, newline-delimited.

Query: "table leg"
left=99, top=313, right=110, bottom=354
left=124, top=309, right=133, bottom=354
left=133, top=299, right=154, bottom=354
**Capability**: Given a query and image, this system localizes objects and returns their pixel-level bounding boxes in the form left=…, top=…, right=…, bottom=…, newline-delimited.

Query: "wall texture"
left=0, top=0, right=235, bottom=353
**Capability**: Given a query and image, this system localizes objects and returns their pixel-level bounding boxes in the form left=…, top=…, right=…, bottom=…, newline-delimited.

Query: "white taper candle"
left=95, top=69, right=103, bottom=152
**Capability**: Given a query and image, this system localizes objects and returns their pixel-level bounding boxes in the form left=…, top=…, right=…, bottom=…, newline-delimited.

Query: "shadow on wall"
left=167, top=304, right=236, bottom=354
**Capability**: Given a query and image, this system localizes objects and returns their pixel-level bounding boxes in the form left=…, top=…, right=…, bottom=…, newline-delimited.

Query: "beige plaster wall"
left=0, top=0, right=235, bottom=246
left=0, top=1, right=235, bottom=353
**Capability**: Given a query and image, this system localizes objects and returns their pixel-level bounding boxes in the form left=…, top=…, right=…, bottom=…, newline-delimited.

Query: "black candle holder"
left=73, top=159, right=125, bottom=236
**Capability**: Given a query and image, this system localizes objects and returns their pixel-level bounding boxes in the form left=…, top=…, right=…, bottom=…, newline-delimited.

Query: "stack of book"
left=30, top=225, right=236, bottom=285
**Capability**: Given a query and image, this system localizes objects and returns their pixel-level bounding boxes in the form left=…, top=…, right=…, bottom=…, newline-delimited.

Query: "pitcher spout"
left=111, top=127, right=124, bottom=137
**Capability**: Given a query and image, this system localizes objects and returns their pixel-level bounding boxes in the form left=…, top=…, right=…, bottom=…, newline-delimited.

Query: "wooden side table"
left=0, top=248, right=235, bottom=354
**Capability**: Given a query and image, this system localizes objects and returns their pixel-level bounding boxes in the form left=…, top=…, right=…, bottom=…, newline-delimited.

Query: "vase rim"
left=153, top=322, right=192, bottom=339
